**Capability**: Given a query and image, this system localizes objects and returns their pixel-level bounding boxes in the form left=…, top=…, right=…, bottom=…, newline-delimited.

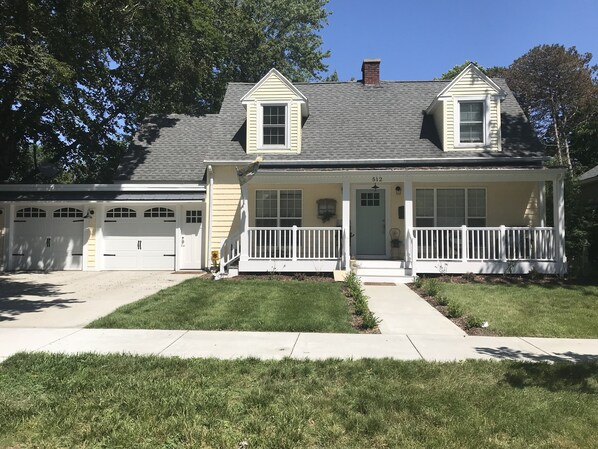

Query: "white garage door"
left=103, top=207, right=176, bottom=270
left=12, top=206, right=84, bottom=271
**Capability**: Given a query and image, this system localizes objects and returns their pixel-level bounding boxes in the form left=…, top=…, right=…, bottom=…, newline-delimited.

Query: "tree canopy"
left=505, top=44, right=598, bottom=171
left=0, top=0, right=331, bottom=183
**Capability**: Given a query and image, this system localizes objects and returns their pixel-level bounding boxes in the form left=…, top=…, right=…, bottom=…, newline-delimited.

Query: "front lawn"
left=88, top=278, right=357, bottom=333
left=2, top=353, right=598, bottom=448
left=420, top=278, right=598, bottom=338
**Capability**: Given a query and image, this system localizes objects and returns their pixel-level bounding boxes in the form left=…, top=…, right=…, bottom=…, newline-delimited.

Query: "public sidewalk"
left=2, top=327, right=598, bottom=363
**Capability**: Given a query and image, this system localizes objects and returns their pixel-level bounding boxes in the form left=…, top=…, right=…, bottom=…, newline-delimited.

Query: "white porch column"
left=552, top=174, right=566, bottom=274
left=342, top=181, right=350, bottom=271
left=404, top=179, right=413, bottom=266
left=240, top=184, right=249, bottom=263
left=537, top=181, right=546, bottom=227
left=96, top=204, right=105, bottom=270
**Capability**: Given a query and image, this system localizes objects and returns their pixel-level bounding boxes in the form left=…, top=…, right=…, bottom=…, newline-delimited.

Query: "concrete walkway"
left=2, top=327, right=598, bottom=363
left=365, top=283, right=466, bottom=336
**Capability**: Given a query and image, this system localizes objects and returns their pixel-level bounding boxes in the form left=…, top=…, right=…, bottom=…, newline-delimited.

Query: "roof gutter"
left=204, top=156, right=547, bottom=167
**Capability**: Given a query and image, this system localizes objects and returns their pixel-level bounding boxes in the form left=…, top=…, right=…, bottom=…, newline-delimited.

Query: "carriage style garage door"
left=103, top=206, right=176, bottom=270
left=12, top=206, right=84, bottom=270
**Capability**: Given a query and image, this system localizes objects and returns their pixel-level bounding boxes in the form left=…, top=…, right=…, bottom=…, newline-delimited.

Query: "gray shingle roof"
left=208, top=79, right=543, bottom=165
left=115, top=114, right=217, bottom=182
left=115, top=77, right=544, bottom=182
left=580, top=164, right=598, bottom=182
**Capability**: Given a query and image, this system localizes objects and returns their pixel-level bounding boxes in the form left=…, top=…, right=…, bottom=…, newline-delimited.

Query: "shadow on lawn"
left=0, top=274, right=82, bottom=321
left=475, top=346, right=598, bottom=393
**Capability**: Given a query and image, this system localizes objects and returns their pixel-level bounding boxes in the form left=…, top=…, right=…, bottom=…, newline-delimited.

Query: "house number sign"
left=372, top=176, right=383, bottom=182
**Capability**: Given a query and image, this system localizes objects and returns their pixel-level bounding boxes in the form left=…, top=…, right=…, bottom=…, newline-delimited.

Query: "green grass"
left=2, top=353, right=598, bottom=448
left=437, top=281, right=598, bottom=337
left=88, top=278, right=356, bottom=333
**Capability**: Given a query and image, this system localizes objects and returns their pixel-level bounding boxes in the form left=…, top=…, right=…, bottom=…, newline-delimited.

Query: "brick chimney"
left=361, top=59, right=381, bottom=85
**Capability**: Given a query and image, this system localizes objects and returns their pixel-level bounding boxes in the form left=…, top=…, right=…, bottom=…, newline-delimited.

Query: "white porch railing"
left=247, top=226, right=343, bottom=260
left=219, top=232, right=241, bottom=274
left=412, top=226, right=556, bottom=262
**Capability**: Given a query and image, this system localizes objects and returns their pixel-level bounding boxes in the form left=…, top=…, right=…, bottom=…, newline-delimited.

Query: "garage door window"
left=16, top=207, right=46, bottom=218
left=53, top=208, right=83, bottom=218
left=144, top=207, right=175, bottom=218
left=106, top=207, right=136, bottom=218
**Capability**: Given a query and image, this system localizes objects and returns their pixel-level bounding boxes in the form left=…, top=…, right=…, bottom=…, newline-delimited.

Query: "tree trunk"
left=564, top=137, right=573, bottom=170
left=553, top=119, right=564, bottom=166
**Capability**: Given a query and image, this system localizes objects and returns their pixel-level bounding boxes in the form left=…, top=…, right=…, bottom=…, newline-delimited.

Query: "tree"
left=506, top=45, right=598, bottom=171
left=438, top=61, right=507, bottom=81
left=0, top=0, right=331, bottom=183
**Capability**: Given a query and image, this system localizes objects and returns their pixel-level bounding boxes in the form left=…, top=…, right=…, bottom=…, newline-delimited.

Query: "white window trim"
left=415, top=188, right=487, bottom=227
left=257, top=101, right=291, bottom=151
left=255, top=189, right=303, bottom=227
left=453, top=96, right=491, bottom=149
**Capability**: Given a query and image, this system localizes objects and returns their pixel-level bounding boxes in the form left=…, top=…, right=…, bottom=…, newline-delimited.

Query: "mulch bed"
left=341, top=285, right=381, bottom=334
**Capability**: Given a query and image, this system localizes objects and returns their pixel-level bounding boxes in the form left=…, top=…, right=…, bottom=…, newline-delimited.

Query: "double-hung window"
left=256, top=189, right=302, bottom=227
left=459, top=101, right=484, bottom=144
left=262, top=105, right=287, bottom=147
left=415, top=188, right=486, bottom=227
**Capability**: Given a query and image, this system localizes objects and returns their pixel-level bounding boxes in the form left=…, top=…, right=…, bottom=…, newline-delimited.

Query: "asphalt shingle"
left=115, top=78, right=543, bottom=182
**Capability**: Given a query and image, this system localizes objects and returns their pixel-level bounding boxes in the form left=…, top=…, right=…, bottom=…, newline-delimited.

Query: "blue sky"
left=321, top=0, right=598, bottom=80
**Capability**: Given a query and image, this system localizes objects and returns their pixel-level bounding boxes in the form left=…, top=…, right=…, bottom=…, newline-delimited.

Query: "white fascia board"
left=0, top=183, right=206, bottom=192
left=250, top=167, right=565, bottom=184
left=435, top=63, right=507, bottom=100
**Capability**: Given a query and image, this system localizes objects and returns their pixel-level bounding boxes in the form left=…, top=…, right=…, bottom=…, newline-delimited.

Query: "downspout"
left=207, top=165, right=214, bottom=269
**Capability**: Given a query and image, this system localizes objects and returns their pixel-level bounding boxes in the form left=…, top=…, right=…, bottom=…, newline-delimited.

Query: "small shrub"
left=293, top=273, right=306, bottom=281
left=465, top=314, right=484, bottom=329
left=462, top=272, right=475, bottom=282
left=436, top=295, right=449, bottom=306
left=361, top=311, right=380, bottom=329
left=447, top=302, right=464, bottom=319
left=413, top=275, right=423, bottom=289
left=424, top=278, right=441, bottom=298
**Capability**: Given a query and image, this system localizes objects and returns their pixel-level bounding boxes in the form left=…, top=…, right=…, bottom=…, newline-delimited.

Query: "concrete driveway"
left=0, top=271, right=201, bottom=328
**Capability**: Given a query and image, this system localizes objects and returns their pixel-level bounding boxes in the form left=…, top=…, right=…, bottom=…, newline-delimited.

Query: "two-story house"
left=0, top=61, right=566, bottom=281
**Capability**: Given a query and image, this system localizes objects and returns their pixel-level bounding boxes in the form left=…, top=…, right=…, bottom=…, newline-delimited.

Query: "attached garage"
left=11, top=206, right=84, bottom=271
left=103, top=206, right=176, bottom=270
left=0, top=184, right=206, bottom=272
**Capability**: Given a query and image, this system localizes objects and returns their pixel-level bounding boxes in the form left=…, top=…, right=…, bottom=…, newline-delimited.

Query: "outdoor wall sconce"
left=395, top=185, right=402, bottom=195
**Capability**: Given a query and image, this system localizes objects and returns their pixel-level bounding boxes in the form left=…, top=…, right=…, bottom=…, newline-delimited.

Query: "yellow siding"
left=86, top=218, right=96, bottom=268
left=247, top=183, right=342, bottom=227
left=246, top=73, right=301, bottom=101
left=448, top=70, right=498, bottom=96
left=432, top=104, right=444, bottom=147
left=245, top=72, right=303, bottom=155
left=413, top=182, right=540, bottom=226
left=211, top=166, right=242, bottom=253
left=440, top=68, right=502, bottom=151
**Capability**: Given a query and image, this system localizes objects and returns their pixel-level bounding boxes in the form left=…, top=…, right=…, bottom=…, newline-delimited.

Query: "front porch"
left=216, top=168, right=567, bottom=278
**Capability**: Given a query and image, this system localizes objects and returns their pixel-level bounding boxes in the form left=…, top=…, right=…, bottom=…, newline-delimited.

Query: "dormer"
left=241, top=68, right=308, bottom=155
left=427, top=63, right=507, bottom=151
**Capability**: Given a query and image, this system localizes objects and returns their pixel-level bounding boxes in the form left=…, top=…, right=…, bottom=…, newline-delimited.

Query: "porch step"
left=354, top=260, right=413, bottom=285
left=359, top=275, right=414, bottom=285
left=354, top=260, right=406, bottom=269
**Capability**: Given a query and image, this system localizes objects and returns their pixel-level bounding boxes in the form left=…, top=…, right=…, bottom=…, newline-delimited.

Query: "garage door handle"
left=138, top=240, right=142, bottom=250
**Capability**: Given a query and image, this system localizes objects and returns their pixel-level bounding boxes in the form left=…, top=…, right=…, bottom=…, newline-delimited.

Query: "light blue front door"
left=356, top=189, right=386, bottom=256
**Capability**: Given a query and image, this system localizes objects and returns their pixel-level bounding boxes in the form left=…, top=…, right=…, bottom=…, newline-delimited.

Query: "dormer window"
left=459, top=102, right=484, bottom=143
left=454, top=96, right=490, bottom=147
left=261, top=104, right=287, bottom=147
